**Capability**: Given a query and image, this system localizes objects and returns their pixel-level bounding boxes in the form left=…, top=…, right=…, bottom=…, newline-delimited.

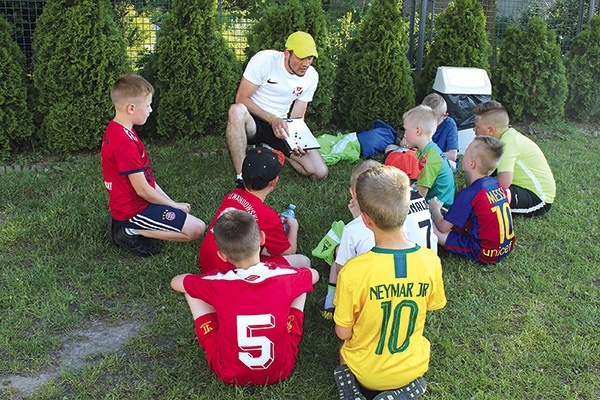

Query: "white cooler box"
left=432, top=66, right=492, bottom=154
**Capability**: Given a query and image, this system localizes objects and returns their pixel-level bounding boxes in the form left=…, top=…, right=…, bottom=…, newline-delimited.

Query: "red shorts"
left=194, top=308, right=305, bottom=382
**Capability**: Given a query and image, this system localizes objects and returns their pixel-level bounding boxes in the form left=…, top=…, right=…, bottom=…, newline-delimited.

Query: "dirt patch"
left=0, top=320, right=142, bottom=399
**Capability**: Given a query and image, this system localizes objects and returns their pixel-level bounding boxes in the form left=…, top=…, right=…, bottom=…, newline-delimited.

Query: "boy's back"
left=444, top=175, right=515, bottom=264
left=182, top=262, right=314, bottom=385
left=334, top=245, right=446, bottom=390
left=405, top=189, right=438, bottom=252
left=199, top=188, right=290, bottom=273
left=335, top=215, right=374, bottom=267
left=497, top=127, right=555, bottom=205
left=432, top=116, right=458, bottom=154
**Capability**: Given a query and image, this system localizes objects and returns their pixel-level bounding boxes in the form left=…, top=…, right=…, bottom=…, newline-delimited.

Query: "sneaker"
left=113, top=228, right=161, bottom=257
left=258, top=143, right=285, bottom=166
left=334, top=365, right=366, bottom=400
left=317, top=296, right=335, bottom=320
left=138, top=235, right=162, bottom=255
left=107, top=213, right=119, bottom=245
left=372, top=377, right=427, bottom=400
left=235, top=178, right=245, bottom=189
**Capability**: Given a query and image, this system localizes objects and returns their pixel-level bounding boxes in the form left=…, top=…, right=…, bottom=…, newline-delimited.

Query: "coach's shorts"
left=117, top=204, right=187, bottom=232
left=509, top=185, right=552, bottom=217
left=248, top=114, right=291, bottom=157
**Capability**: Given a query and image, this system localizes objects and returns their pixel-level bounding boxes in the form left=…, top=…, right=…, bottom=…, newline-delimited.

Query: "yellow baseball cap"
left=285, top=31, right=318, bottom=58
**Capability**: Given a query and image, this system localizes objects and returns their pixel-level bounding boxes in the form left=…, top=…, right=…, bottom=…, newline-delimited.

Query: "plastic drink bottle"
left=280, top=204, right=296, bottom=233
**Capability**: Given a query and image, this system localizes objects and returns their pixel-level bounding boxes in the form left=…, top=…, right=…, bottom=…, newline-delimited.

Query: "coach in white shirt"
left=225, top=31, right=328, bottom=185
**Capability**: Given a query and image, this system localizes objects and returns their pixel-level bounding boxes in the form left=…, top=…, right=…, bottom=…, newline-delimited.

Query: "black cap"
left=242, top=147, right=283, bottom=188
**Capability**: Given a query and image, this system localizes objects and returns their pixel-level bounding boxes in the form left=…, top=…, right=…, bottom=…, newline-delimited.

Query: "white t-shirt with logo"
left=243, top=50, right=319, bottom=118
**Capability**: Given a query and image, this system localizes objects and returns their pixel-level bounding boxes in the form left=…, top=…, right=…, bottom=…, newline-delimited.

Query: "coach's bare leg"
left=225, top=104, right=256, bottom=175
left=287, top=151, right=328, bottom=180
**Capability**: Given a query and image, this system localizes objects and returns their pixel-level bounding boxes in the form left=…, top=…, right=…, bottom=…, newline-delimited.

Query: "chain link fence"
left=1, top=0, right=598, bottom=70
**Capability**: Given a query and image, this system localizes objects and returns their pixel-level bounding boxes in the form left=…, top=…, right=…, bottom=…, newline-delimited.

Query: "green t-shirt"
left=498, top=128, right=556, bottom=204
left=417, top=142, right=455, bottom=207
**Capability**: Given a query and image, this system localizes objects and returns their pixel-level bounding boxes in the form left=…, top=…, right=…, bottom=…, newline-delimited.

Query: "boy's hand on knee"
left=174, top=202, right=191, bottom=213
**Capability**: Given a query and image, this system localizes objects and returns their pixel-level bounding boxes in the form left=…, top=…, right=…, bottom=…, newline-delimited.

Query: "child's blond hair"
left=110, top=74, right=154, bottom=108
left=355, top=165, right=410, bottom=231
left=473, top=100, right=510, bottom=131
left=403, top=105, right=437, bottom=137
left=350, top=159, right=381, bottom=189
left=422, top=93, right=447, bottom=119
left=214, top=209, right=260, bottom=262
left=470, top=136, right=505, bottom=175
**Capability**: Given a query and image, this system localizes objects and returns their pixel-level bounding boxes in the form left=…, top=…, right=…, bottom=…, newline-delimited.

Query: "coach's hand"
left=271, top=117, right=289, bottom=139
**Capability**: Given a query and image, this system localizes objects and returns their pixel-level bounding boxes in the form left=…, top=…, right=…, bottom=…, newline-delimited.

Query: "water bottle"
left=280, top=204, right=296, bottom=233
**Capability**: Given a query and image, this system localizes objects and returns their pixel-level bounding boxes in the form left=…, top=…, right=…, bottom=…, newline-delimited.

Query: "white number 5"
left=237, top=314, right=275, bottom=369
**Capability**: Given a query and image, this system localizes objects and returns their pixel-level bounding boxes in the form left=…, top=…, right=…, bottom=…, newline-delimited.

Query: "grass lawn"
left=0, top=121, right=598, bottom=399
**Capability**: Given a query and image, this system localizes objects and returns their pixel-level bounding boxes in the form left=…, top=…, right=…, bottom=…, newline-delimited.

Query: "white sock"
left=125, top=228, right=139, bottom=236
left=236, top=173, right=243, bottom=180
left=324, top=285, right=336, bottom=309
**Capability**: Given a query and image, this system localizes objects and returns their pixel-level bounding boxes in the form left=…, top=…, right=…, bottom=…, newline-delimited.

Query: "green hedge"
left=333, top=0, right=415, bottom=131
left=494, top=17, right=568, bottom=121
left=154, top=0, right=239, bottom=140
left=564, top=16, right=600, bottom=122
left=32, top=0, right=129, bottom=154
left=418, top=0, right=491, bottom=101
left=0, top=15, right=34, bottom=161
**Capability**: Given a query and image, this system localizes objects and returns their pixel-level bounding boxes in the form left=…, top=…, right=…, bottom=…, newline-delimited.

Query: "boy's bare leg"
left=185, top=294, right=215, bottom=319
left=140, top=215, right=206, bottom=242
left=431, top=223, right=448, bottom=246
left=290, top=293, right=307, bottom=311
left=283, top=254, right=311, bottom=268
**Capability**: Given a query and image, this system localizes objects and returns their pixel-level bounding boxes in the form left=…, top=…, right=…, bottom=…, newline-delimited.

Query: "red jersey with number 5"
left=182, top=263, right=313, bottom=385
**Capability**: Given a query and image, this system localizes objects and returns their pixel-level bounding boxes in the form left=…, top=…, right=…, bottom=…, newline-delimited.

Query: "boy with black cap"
left=198, top=147, right=310, bottom=274
left=225, top=31, right=328, bottom=183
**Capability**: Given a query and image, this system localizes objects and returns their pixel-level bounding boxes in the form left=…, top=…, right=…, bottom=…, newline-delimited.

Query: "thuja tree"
left=0, top=16, right=34, bottom=161
left=245, top=0, right=335, bottom=130
left=33, top=0, right=129, bottom=154
left=494, top=17, right=567, bottom=121
left=153, top=0, right=239, bottom=139
left=333, top=0, right=414, bottom=131
left=564, top=16, right=600, bottom=122
left=418, top=0, right=491, bottom=101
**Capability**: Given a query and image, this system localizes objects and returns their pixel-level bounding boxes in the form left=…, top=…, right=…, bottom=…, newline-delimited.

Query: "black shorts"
left=248, top=114, right=291, bottom=157
left=509, top=185, right=552, bottom=217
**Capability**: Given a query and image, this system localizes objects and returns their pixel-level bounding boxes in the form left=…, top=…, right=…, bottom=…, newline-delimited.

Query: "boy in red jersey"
left=429, top=136, right=516, bottom=264
left=101, top=74, right=206, bottom=256
left=198, top=146, right=309, bottom=274
left=171, top=209, right=319, bottom=385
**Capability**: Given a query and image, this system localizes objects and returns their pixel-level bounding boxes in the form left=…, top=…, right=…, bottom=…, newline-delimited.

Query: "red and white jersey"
left=199, top=189, right=291, bottom=273
left=183, top=263, right=314, bottom=385
left=100, top=120, right=154, bottom=220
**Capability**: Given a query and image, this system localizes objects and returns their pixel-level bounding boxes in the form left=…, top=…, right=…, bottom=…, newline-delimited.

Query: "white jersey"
left=243, top=50, right=319, bottom=118
left=404, top=189, right=438, bottom=253
left=335, top=215, right=375, bottom=266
